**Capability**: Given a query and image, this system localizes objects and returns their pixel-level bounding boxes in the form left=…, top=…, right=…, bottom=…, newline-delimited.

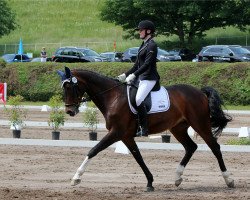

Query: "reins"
left=83, top=81, right=126, bottom=102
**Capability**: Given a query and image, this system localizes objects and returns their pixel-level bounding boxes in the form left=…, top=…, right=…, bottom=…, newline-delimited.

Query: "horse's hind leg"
left=123, top=138, right=154, bottom=192
left=197, top=131, right=234, bottom=188
left=170, top=122, right=198, bottom=187
left=189, top=113, right=234, bottom=188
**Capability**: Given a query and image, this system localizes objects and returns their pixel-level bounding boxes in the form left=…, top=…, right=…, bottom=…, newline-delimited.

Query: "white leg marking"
left=175, top=165, right=185, bottom=187
left=71, top=156, right=91, bottom=186
left=222, top=171, right=234, bottom=188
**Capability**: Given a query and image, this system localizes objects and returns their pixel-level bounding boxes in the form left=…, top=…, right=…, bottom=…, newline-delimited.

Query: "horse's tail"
left=201, top=86, right=232, bottom=137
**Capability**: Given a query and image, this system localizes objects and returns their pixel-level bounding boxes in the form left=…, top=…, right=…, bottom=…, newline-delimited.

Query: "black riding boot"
left=136, top=102, right=148, bottom=137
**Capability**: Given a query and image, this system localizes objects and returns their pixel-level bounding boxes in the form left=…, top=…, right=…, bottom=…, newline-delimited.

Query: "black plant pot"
left=89, top=131, right=97, bottom=141
left=13, top=130, right=21, bottom=138
left=52, top=131, right=60, bottom=140
left=161, top=134, right=171, bottom=143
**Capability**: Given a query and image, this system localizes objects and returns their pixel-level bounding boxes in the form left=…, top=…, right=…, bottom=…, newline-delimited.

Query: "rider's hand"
left=117, top=73, right=126, bottom=82
left=125, top=73, right=136, bottom=84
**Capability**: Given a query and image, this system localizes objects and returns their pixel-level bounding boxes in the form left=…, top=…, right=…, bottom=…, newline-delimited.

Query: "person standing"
left=40, top=47, right=47, bottom=62
left=117, top=20, right=160, bottom=137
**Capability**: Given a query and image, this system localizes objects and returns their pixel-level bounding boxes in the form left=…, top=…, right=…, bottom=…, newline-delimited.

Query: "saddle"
left=127, top=83, right=170, bottom=114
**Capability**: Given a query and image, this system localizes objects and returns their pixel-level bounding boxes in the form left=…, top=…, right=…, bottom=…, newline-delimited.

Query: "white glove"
left=117, top=73, right=126, bottom=82
left=125, top=73, right=136, bottom=84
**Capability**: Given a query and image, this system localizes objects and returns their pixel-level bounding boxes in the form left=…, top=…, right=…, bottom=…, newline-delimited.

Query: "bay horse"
left=57, top=66, right=234, bottom=191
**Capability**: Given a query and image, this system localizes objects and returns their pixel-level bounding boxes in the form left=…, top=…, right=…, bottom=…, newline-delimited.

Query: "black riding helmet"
left=135, top=20, right=155, bottom=33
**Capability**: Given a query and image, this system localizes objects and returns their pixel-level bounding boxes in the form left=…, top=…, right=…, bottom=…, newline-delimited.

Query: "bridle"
left=62, top=76, right=125, bottom=108
left=62, top=77, right=83, bottom=108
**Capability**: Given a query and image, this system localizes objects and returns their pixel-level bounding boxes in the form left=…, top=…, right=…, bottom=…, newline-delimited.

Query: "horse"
left=57, top=66, right=234, bottom=191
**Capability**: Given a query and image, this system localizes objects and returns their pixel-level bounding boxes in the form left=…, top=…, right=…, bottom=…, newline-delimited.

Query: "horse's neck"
left=82, top=71, right=123, bottom=113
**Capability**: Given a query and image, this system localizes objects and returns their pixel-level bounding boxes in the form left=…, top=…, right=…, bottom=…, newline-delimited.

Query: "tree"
left=100, top=0, right=250, bottom=48
left=0, top=0, right=17, bottom=38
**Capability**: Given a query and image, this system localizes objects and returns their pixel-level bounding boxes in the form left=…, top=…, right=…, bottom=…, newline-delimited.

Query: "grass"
left=0, top=0, right=140, bottom=56
left=0, top=0, right=249, bottom=57
left=226, top=138, right=250, bottom=145
left=225, top=105, right=250, bottom=110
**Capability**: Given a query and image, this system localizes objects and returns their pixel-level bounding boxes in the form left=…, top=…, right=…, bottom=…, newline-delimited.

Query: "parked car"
left=122, top=47, right=139, bottom=62
left=122, top=47, right=181, bottom=62
left=1, top=54, right=31, bottom=63
left=168, top=48, right=196, bottom=61
left=243, top=46, right=250, bottom=51
left=157, top=48, right=182, bottom=62
left=31, top=57, right=52, bottom=62
left=100, top=52, right=123, bottom=62
left=51, top=47, right=109, bottom=62
left=198, top=45, right=250, bottom=62
left=192, top=56, right=199, bottom=62
left=31, top=57, right=41, bottom=62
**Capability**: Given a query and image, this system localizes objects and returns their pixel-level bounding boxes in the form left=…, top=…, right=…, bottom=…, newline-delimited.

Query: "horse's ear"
left=57, top=70, right=66, bottom=81
left=65, top=66, right=71, bottom=78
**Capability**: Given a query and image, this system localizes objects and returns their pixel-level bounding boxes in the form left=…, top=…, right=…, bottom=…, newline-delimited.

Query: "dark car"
left=168, top=48, right=196, bottom=61
left=243, top=46, right=250, bottom=51
left=52, top=47, right=109, bottom=62
left=122, top=47, right=139, bottom=62
left=122, top=47, right=181, bottom=62
left=157, top=48, right=181, bottom=61
left=31, top=57, right=52, bottom=62
left=198, top=45, right=250, bottom=62
left=1, top=54, right=31, bottom=63
left=100, top=52, right=123, bottom=62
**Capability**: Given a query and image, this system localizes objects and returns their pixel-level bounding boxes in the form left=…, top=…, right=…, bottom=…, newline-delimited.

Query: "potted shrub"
left=161, top=133, right=171, bottom=143
left=4, top=95, right=27, bottom=138
left=82, top=101, right=99, bottom=141
left=48, top=95, right=65, bottom=140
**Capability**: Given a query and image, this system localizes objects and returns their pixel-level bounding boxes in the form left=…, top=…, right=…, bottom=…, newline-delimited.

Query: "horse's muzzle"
left=66, top=107, right=79, bottom=116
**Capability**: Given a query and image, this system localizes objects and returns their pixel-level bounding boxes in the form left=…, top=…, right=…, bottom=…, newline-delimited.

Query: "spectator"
left=40, top=47, right=47, bottom=62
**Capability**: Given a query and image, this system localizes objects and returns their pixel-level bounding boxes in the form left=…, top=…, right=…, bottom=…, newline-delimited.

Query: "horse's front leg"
left=123, top=138, right=154, bottom=192
left=71, top=133, right=119, bottom=186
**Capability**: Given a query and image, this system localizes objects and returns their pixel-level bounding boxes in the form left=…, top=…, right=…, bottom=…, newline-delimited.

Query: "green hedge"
left=0, top=61, right=249, bottom=105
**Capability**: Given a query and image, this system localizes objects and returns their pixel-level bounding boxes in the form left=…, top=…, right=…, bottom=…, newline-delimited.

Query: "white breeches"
left=136, top=80, right=156, bottom=106
left=41, top=57, right=47, bottom=62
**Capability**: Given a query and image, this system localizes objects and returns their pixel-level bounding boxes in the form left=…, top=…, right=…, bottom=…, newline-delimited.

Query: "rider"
left=117, top=20, right=160, bottom=137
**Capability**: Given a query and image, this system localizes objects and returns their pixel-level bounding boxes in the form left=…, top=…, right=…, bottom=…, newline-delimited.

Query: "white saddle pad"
left=127, top=86, right=170, bottom=114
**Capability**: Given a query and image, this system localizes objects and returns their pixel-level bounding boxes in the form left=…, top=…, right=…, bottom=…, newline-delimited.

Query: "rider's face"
left=139, top=29, right=146, bottom=39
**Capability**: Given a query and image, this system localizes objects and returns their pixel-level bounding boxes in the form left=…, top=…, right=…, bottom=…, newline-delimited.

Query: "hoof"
left=226, top=179, right=235, bottom=188
left=175, top=177, right=183, bottom=187
left=146, top=186, right=154, bottom=192
left=71, top=178, right=81, bottom=186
